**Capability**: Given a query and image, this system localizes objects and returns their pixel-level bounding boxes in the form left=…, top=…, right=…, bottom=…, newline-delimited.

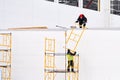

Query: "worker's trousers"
left=67, top=60, right=74, bottom=72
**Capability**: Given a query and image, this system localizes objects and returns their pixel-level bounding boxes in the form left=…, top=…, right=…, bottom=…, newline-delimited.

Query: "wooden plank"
left=8, top=26, right=48, bottom=30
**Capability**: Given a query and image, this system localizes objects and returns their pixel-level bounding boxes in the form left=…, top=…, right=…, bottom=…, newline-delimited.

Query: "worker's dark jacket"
left=76, top=16, right=87, bottom=23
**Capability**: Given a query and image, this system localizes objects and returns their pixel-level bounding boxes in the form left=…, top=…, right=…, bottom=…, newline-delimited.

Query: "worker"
left=66, top=49, right=76, bottom=72
left=75, top=14, right=87, bottom=28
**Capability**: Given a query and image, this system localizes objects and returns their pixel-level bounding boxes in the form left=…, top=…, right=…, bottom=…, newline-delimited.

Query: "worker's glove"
left=74, top=52, right=76, bottom=55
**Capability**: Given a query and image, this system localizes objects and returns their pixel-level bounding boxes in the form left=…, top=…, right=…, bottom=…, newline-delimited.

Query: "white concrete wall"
left=78, top=30, right=120, bottom=80
left=11, top=30, right=65, bottom=80
left=110, top=14, right=120, bottom=28
left=1, top=30, right=120, bottom=80
left=0, top=0, right=120, bottom=29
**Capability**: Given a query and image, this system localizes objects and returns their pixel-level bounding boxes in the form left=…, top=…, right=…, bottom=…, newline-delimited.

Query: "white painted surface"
left=79, top=30, right=120, bottom=80
left=1, top=29, right=120, bottom=80
left=0, top=0, right=120, bottom=29
left=11, top=31, right=65, bottom=80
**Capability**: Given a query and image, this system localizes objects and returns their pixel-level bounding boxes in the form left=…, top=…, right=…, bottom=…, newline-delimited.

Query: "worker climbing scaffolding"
left=66, top=49, right=76, bottom=72
left=65, top=27, right=86, bottom=80
left=44, top=27, right=87, bottom=80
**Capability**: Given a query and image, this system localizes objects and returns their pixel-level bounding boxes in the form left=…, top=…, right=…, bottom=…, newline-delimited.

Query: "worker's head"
left=67, top=49, right=70, bottom=54
left=79, top=14, right=84, bottom=18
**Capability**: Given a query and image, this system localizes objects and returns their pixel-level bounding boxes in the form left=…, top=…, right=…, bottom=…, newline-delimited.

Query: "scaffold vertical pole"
left=44, top=38, right=56, bottom=80
left=0, top=33, right=12, bottom=80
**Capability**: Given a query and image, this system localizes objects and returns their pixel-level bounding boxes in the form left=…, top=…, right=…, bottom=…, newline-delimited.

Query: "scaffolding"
left=65, top=28, right=86, bottom=80
left=0, top=33, right=12, bottom=80
left=44, top=38, right=56, bottom=80
left=44, top=28, right=86, bottom=80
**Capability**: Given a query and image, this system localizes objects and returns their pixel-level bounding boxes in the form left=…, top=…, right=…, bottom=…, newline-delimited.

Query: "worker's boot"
left=67, top=68, right=70, bottom=72
left=71, top=68, right=74, bottom=72
left=83, top=24, right=86, bottom=29
left=80, top=26, right=82, bottom=28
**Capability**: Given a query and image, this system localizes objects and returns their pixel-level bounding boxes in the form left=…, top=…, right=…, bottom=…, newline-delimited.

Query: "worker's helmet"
left=79, top=14, right=84, bottom=18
